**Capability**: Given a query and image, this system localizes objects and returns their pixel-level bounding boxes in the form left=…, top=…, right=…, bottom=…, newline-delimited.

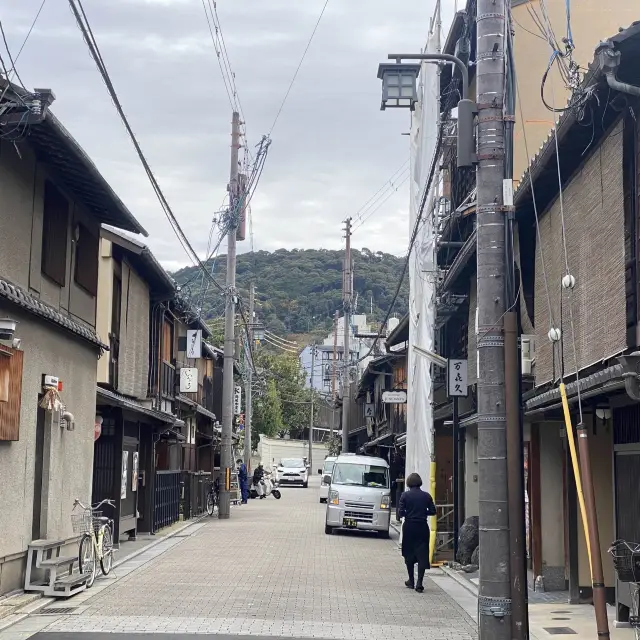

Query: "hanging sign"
left=447, top=359, right=468, bottom=397
left=234, top=386, right=242, bottom=415
left=132, top=452, right=139, bottom=492
left=186, top=330, right=202, bottom=359
left=180, top=367, right=198, bottom=393
left=121, top=451, right=129, bottom=499
left=364, top=403, right=375, bottom=419
left=382, top=390, right=407, bottom=404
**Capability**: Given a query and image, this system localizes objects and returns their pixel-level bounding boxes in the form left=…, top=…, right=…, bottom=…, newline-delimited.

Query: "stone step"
left=39, top=556, right=77, bottom=569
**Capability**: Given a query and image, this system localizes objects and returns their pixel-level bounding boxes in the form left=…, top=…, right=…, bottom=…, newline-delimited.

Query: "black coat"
left=399, top=487, right=437, bottom=565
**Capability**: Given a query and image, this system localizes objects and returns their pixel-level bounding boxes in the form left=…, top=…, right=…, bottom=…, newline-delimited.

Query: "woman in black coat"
left=398, top=472, right=437, bottom=592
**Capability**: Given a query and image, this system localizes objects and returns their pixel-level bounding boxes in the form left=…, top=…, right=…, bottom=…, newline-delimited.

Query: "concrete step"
left=39, top=556, right=77, bottom=569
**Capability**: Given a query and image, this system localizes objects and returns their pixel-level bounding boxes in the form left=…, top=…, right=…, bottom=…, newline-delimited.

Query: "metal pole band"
left=478, top=595, right=512, bottom=618
left=477, top=13, right=505, bottom=21
left=477, top=204, right=515, bottom=214
left=478, top=340, right=505, bottom=349
left=477, top=415, right=507, bottom=423
left=477, top=100, right=505, bottom=110
left=477, top=151, right=505, bottom=161
left=476, top=51, right=505, bottom=62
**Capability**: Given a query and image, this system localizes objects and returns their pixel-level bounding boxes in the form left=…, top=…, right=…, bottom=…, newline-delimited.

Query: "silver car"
left=324, top=454, right=391, bottom=538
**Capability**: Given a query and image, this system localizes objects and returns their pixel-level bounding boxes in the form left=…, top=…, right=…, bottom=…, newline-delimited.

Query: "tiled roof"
left=0, top=277, right=107, bottom=350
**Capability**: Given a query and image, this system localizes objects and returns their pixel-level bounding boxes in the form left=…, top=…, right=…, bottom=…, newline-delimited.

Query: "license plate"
left=343, top=518, right=358, bottom=528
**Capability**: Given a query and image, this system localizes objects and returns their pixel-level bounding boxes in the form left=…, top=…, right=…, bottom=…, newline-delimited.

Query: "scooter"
left=249, top=472, right=281, bottom=500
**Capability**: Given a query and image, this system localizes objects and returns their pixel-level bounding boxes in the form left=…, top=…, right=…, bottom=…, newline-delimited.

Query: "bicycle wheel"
left=631, top=583, right=640, bottom=640
left=100, top=525, right=114, bottom=575
left=78, top=534, right=97, bottom=588
left=206, top=491, right=214, bottom=516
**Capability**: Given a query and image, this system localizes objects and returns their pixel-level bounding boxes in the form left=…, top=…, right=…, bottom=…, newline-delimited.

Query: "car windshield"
left=332, top=463, right=389, bottom=488
left=322, top=460, right=335, bottom=475
left=280, top=459, right=304, bottom=468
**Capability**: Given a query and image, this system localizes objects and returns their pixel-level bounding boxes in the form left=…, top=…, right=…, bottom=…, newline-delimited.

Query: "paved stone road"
left=3, top=479, right=477, bottom=640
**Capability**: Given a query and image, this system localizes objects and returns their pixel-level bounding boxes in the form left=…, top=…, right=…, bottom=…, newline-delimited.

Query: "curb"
left=0, top=513, right=209, bottom=633
left=440, top=564, right=479, bottom=596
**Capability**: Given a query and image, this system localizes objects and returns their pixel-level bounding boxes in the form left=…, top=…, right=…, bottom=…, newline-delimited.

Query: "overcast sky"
left=3, top=0, right=454, bottom=271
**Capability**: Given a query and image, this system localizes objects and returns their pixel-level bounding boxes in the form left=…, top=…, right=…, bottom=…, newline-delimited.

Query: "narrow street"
left=2, top=479, right=477, bottom=640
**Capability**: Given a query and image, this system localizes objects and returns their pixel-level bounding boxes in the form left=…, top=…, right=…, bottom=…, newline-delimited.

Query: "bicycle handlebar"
left=73, top=498, right=116, bottom=511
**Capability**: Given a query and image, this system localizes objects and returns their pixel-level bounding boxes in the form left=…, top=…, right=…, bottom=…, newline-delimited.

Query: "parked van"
left=324, top=454, right=391, bottom=538
left=318, top=456, right=337, bottom=503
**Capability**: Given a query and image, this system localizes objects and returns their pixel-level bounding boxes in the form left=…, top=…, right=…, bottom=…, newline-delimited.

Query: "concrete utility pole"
left=341, top=218, right=352, bottom=453
left=476, top=2, right=512, bottom=637
left=244, top=282, right=255, bottom=470
left=219, top=111, right=241, bottom=520
left=309, top=344, right=316, bottom=470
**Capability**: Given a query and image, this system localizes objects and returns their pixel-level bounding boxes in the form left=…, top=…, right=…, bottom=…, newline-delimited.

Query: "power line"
left=351, top=171, right=410, bottom=232
left=69, top=0, right=226, bottom=296
left=268, top=0, right=329, bottom=135
left=0, top=20, right=26, bottom=90
left=351, top=160, right=409, bottom=225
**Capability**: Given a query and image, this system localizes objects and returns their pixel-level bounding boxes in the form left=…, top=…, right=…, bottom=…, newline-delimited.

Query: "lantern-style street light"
left=377, top=53, right=476, bottom=168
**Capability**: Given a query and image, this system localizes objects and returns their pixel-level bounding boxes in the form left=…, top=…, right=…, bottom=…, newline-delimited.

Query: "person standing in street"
left=253, top=463, right=265, bottom=498
left=398, top=472, right=437, bottom=593
left=237, top=458, right=249, bottom=504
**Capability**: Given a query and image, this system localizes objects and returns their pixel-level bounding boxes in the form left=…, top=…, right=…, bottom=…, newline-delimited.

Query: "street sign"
left=382, top=390, right=407, bottom=404
left=447, top=359, right=468, bottom=397
left=364, top=403, right=375, bottom=419
left=186, top=329, right=202, bottom=359
left=234, top=385, right=242, bottom=415
left=179, top=367, right=198, bottom=393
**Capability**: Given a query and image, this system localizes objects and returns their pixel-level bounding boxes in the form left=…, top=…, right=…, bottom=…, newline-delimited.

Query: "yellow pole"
left=429, top=459, right=437, bottom=562
left=559, top=382, right=592, bottom=575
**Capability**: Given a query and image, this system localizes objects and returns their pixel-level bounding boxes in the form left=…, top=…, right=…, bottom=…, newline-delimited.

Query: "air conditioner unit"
left=521, top=335, right=536, bottom=376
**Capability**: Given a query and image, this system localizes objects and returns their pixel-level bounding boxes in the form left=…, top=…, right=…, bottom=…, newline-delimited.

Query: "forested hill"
left=172, top=248, right=409, bottom=336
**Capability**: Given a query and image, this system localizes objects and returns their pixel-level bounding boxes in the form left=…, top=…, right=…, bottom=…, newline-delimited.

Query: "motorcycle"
left=249, top=472, right=281, bottom=500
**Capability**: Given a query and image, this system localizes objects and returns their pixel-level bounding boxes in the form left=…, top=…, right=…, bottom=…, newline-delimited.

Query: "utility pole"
left=330, top=310, right=339, bottom=441
left=244, top=282, right=255, bottom=471
left=309, top=344, right=316, bottom=470
left=219, top=111, right=241, bottom=520
left=341, top=218, right=352, bottom=453
left=476, top=0, right=512, bottom=636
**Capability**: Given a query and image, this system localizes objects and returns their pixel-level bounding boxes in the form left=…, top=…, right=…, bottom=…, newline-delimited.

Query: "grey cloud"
left=2, top=0, right=455, bottom=268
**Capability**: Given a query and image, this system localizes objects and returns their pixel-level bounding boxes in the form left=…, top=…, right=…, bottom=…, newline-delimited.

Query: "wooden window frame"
left=74, top=222, right=99, bottom=296
left=41, top=180, right=69, bottom=287
left=0, top=345, right=24, bottom=441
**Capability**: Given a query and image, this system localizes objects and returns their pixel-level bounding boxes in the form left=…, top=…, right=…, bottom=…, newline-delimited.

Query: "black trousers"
left=402, top=520, right=430, bottom=585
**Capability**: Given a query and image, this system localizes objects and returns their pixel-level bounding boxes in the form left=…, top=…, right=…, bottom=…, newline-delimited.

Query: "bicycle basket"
left=71, top=511, right=93, bottom=535
left=610, top=540, right=640, bottom=583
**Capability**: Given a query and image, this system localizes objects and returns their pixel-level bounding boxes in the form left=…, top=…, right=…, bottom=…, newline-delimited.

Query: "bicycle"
left=206, top=478, right=220, bottom=517
left=609, top=539, right=640, bottom=638
left=71, top=498, right=115, bottom=588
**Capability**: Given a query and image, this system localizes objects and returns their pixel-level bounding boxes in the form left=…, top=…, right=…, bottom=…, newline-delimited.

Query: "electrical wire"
left=354, top=120, right=447, bottom=367
left=0, top=20, right=26, bottom=90
left=68, top=0, right=227, bottom=297
left=351, top=160, right=409, bottom=225
left=268, top=0, right=329, bottom=135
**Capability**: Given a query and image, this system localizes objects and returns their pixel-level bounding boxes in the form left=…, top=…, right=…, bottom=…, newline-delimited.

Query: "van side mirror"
left=323, top=474, right=332, bottom=485
left=318, top=469, right=322, bottom=475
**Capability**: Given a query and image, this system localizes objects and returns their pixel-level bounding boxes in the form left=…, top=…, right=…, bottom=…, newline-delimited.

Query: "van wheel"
left=325, top=524, right=334, bottom=535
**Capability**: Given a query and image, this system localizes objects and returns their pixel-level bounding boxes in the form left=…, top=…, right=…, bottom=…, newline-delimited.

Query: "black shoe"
left=405, top=580, right=415, bottom=589
left=415, top=584, right=424, bottom=593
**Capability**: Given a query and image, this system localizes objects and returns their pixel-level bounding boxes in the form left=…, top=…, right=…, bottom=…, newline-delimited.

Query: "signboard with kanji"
left=364, top=403, right=374, bottom=420
left=447, top=359, right=468, bottom=397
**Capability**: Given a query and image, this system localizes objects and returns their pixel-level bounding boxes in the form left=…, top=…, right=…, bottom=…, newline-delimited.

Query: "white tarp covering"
left=405, top=28, right=440, bottom=507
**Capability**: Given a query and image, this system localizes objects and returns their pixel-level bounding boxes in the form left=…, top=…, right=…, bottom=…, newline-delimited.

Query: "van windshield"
left=322, top=460, right=335, bottom=475
left=332, top=463, right=389, bottom=488
left=280, top=459, right=305, bottom=468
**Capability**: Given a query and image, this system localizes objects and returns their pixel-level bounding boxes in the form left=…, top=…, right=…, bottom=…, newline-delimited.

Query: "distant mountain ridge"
left=172, top=248, right=409, bottom=336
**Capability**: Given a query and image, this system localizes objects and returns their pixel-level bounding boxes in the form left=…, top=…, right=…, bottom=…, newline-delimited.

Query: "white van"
left=324, top=454, right=391, bottom=537
left=318, top=456, right=337, bottom=503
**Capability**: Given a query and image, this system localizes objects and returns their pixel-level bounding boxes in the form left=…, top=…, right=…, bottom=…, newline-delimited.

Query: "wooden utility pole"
left=219, top=111, right=241, bottom=520
left=476, top=2, right=512, bottom=636
left=244, top=282, right=255, bottom=470
left=341, top=218, right=352, bottom=453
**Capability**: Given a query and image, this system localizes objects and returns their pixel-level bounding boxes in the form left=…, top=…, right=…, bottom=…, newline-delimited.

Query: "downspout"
left=595, top=41, right=640, bottom=97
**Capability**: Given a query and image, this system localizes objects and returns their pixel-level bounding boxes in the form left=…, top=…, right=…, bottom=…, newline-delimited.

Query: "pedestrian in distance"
left=237, top=458, right=249, bottom=504
left=398, top=472, right=437, bottom=593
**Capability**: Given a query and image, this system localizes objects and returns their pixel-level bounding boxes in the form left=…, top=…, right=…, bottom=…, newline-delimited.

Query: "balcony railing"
left=161, top=361, right=175, bottom=398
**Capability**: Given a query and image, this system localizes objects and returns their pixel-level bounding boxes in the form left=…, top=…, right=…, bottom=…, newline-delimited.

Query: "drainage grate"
left=551, top=611, right=572, bottom=614
left=38, top=607, right=77, bottom=615
left=552, top=617, right=571, bottom=620
left=543, top=628, right=576, bottom=635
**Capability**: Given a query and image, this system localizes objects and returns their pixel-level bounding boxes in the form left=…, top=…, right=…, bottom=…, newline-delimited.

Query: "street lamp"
left=377, top=63, right=421, bottom=110
left=377, top=53, right=476, bottom=168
